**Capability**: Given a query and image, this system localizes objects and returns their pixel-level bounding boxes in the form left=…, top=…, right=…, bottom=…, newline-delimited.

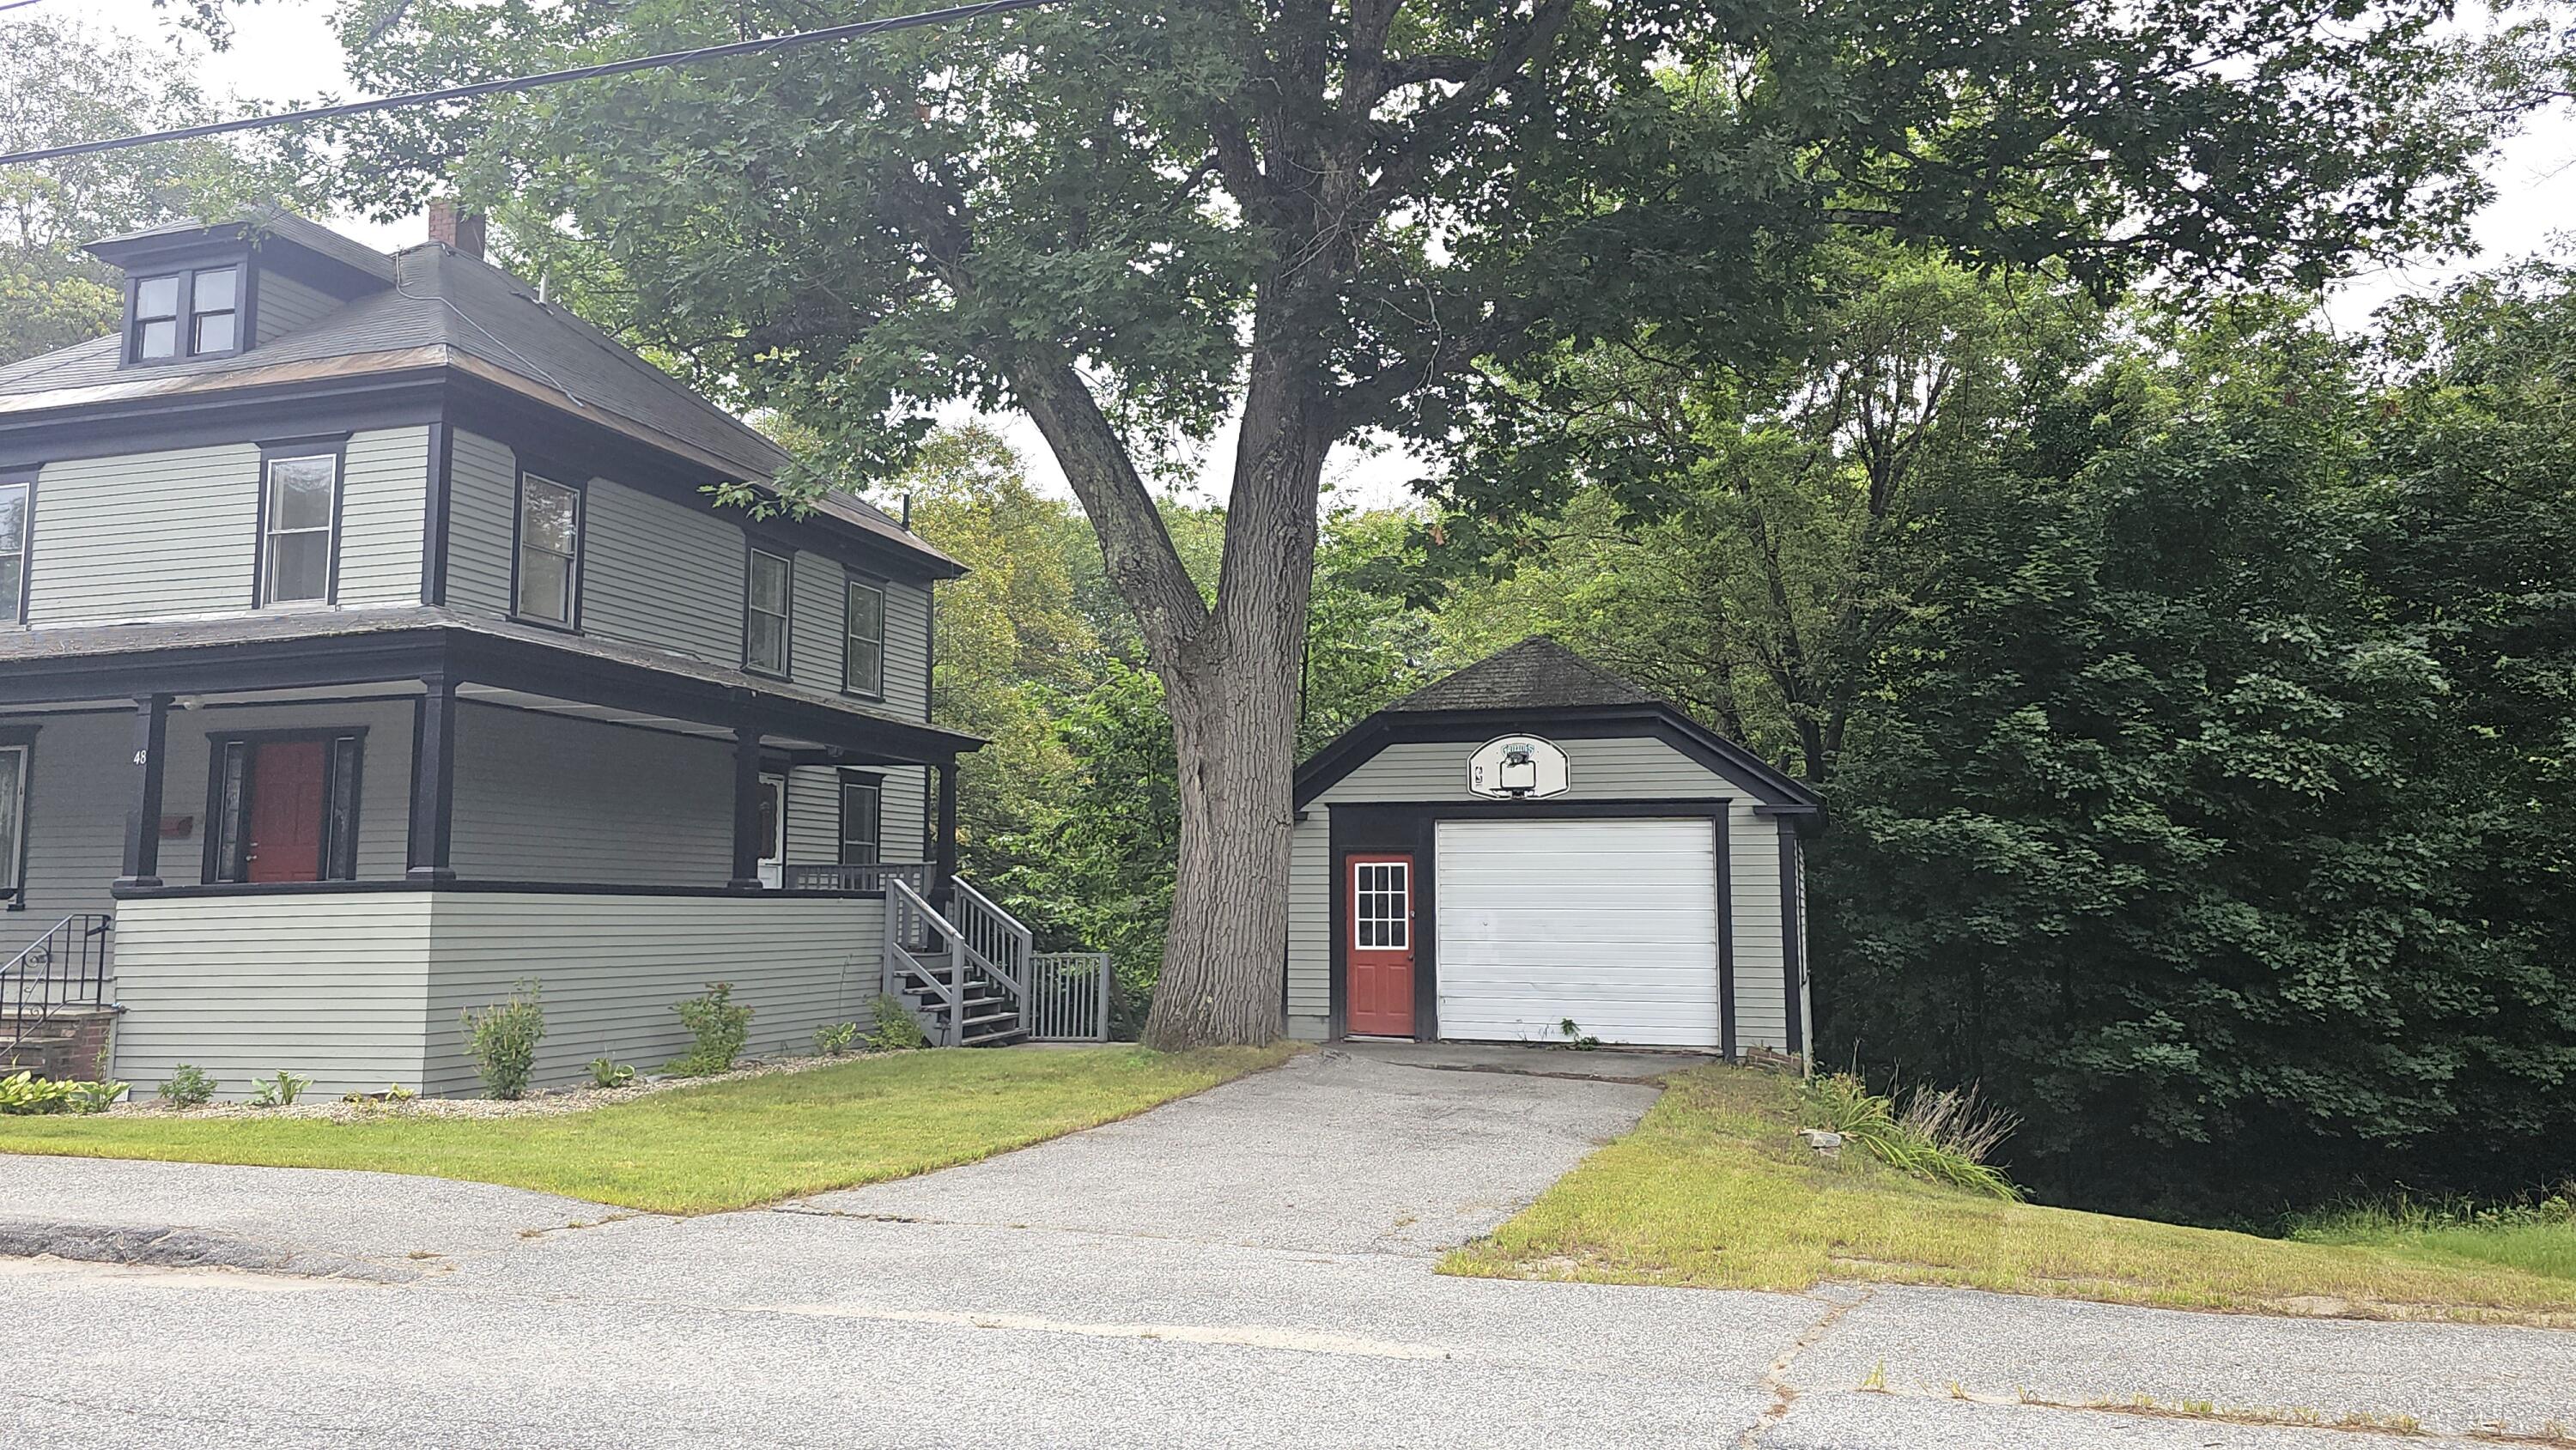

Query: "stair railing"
left=945, top=877, right=1032, bottom=1029
left=2, top=914, right=113, bottom=1062
left=883, top=878, right=963, bottom=1046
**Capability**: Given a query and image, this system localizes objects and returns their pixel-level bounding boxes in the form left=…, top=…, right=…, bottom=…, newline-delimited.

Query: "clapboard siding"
left=580, top=476, right=744, bottom=663
left=781, top=764, right=927, bottom=865
left=1312, top=736, right=1734, bottom=805
left=417, top=893, right=883, bottom=1095
left=884, top=579, right=931, bottom=719
left=1286, top=804, right=1331, bottom=1040
left=253, top=270, right=340, bottom=343
left=334, top=427, right=429, bottom=605
left=1728, top=800, right=1789, bottom=1051
left=443, top=428, right=516, bottom=615
left=111, top=890, right=884, bottom=1098
left=29, top=444, right=260, bottom=622
left=112, top=894, right=438, bottom=1099
left=788, top=550, right=844, bottom=695
left=448, top=705, right=731, bottom=885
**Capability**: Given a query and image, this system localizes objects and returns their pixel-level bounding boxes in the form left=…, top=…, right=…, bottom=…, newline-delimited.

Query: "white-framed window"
left=1352, top=859, right=1409, bottom=949
left=130, top=266, right=240, bottom=363
left=0, top=743, right=27, bottom=897
left=259, top=453, right=337, bottom=606
left=516, top=474, right=580, bottom=625
left=842, top=578, right=885, bottom=696
left=0, top=481, right=27, bottom=622
left=746, top=549, right=791, bottom=675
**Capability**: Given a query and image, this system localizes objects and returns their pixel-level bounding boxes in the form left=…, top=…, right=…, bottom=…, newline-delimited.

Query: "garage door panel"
left=1435, top=817, right=1720, bottom=1048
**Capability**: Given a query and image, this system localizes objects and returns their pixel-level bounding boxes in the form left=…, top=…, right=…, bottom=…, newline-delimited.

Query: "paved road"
left=2, top=1046, right=2569, bottom=1447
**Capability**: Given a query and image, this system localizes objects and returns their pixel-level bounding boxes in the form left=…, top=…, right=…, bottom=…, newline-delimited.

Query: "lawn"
left=1440, top=1064, right=2576, bottom=1325
left=0, top=1045, right=1294, bottom=1215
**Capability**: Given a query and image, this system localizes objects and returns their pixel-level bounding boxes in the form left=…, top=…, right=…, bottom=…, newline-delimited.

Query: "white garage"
left=1433, top=818, right=1722, bottom=1047
left=1286, top=637, right=1824, bottom=1058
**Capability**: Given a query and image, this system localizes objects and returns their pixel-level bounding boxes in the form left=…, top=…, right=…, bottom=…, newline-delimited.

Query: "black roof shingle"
left=1383, top=636, right=1662, bottom=713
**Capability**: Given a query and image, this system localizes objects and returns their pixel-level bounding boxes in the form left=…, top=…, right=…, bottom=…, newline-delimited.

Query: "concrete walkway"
left=1, top=1046, right=2569, bottom=1447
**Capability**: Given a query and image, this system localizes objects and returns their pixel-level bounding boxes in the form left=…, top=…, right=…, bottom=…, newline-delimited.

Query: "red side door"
left=1346, top=852, right=1416, bottom=1037
left=246, top=739, right=327, bottom=883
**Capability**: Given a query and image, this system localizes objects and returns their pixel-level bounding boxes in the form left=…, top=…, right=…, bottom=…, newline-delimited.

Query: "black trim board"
left=1324, top=798, right=1735, bottom=1049
left=1294, top=705, right=1826, bottom=818
left=1777, top=816, right=1806, bottom=1057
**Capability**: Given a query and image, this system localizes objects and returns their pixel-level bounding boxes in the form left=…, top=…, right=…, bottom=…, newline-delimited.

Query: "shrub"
left=65, top=1079, right=128, bottom=1113
left=588, top=1057, right=635, bottom=1089
left=158, top=1064, right=216, bottom=1107
left=812, top=1022, right=860, bottom=1057
left=863, top=995, right=930, bottom=1052
left=671, top=982, right=752, bottom=1075
left=463, top=980, right=547, bottom=1101
left=247, top=1070, right=312, bottom=1108
left=0, top=1070, right=77, bottom=1114
left=1803, top=1072, right=2021, bottom=1201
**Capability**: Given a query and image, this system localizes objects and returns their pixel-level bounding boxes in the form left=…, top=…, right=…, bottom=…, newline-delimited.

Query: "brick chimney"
left=426, top=198, right=486, bottom=260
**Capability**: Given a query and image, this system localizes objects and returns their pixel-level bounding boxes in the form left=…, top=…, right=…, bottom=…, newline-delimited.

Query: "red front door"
left=245, top=739, right=327, bottom=883
left=1346, top=852, right=1416, bottom=1037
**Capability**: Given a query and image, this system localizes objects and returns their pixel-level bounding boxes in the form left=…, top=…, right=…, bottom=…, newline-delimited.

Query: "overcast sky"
left=65, top=0, right=2576, bottom=507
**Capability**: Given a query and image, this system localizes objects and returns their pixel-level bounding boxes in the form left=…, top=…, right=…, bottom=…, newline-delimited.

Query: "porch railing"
left=784, top=862, right=931, bottom=895
left=2, top=913, right=114, bottom=1060
left=1027, top=952, right=1113, bottom=1043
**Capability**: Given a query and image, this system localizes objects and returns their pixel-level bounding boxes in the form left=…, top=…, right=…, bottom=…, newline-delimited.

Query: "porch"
left=0, top=612, right=1106, bottom=1096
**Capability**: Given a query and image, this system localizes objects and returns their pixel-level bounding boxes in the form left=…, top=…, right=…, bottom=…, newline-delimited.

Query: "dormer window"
left=128, top=265, right=242, bottom=364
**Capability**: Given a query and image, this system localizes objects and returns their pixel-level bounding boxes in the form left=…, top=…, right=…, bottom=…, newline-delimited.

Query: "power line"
left=0, top=0, right=65, bottom=13
left=0, top=0, right=1065, bottom=168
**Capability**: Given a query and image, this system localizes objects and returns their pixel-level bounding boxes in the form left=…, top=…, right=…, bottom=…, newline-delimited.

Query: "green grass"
left=2288, top=1195, right=2576, bottom=1285
left=1439, top=1065, right=2576, bottom=1324
left=0, top=1045, right=1295, bottom=1215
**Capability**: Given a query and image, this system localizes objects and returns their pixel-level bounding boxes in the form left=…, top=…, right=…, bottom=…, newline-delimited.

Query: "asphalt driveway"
left=2, top=1046, right=2570, bottom=1448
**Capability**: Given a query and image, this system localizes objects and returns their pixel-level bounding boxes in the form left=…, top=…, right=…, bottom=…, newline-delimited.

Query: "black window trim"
left=743, top=542, right=793, bottom=680
left=199, top=725, right=368, bottom=885
left=508, top=464, right=586, bottom=633
left=840, top=568, right=887, bottom=701
left=0, top=467, right=33, bottom=628
left=251, top=436, right=349, bottom=610
left=835, top=768, right=884, bottom=866
left=122, top=252, right=257, bottom=367
left=0, top=724, right=36, bottom=908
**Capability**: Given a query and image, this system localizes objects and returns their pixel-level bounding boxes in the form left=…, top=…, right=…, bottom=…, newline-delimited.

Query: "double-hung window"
left=842, top=578, right=884, bottom=696
left=838, top=774, right=883, bottom=866
left=259, top=453, right=337, bottom=606
left=0, top=481, right=27, bottom=622
left=130, top=266, right=240, bottom=363
left=516, top=474, right=580, bottom=626
left=745, top=549, right=791, bottom=675
left=0, top=743, right=26, bottom=900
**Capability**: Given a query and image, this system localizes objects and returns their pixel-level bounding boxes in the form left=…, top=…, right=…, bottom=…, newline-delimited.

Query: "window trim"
left=199, top=727, right=368, bottom=885
left=743, top=543, right=793, bottom=679
left=252, top=439, right=347, bottom=610
left=123, top=256, right=255, bottom=367
left=0, top=470, right=33, bottom=627
left=508, top=467, right=585, bottom=632
left=0, top=730, right=33, bottom=907
left=836, top=769, right=884, bottom=867
left=840, top=571, right=887, bottom=701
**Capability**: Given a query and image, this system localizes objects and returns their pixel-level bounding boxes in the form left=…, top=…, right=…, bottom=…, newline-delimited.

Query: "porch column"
left=728, top=712, right=764, bottom=890
left=112, top=694, right=171, bottom=891
left=933, top=760, right=959, bottom=906
left=407, top=673, right=459, bottom=883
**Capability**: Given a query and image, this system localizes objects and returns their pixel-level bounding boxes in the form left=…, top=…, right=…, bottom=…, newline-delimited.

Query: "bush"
left=66, top=1079, right=128, bottom=1113
left=158, top=1064, right=216, bottom=1107
left=587, top=1057, right=635, bottom=1089
left=247, top=1070, right=312, bottom=1108
left=1803, top=1072, right=2021, bottom=1201
left=863, top=994, right=931, bottom=1052
left=463, top=980, right=546, bottom=1101
left=812, top=1021, right=859, bottom=1057
left=671, top=982, right=752, bottom=1075
left=0, top=1070, right=76, bottom=1114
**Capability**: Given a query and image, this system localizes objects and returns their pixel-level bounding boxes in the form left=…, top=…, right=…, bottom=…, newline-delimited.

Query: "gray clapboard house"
left=0, top=208, right=1092, bottom=1098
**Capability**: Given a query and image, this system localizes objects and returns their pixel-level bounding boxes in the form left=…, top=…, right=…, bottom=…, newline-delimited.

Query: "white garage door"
left=1435, top=818, right=1720, bottom=1047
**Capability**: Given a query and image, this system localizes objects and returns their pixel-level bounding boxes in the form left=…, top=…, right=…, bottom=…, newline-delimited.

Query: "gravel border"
left=106, top=1050, right=897, bottom=1124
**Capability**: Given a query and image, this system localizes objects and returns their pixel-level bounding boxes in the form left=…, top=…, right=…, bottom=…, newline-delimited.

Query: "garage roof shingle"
left=1383, top=636, right=1662, bottom=713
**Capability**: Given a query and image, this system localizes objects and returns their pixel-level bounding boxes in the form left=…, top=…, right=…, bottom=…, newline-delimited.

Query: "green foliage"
left=247, top=1071, right=312, bottom=1109
left=1557, top=1019, right=1601, bottom=1052
left=462, top=980, right=547, bottom=1101
left=670, top=982, right=752, bottom=1076
left=811, top=1022, right=860, bottom=1058
left=1803, top=1074, right=2023, bottom=1201
left=158, top=1065, right=216, bottom=1107
left=863, top=997, right=931, bottom=1053
left=0, top=1071, right=113, bottom=1115
left=587, top=1059, right=635, bottom=1089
